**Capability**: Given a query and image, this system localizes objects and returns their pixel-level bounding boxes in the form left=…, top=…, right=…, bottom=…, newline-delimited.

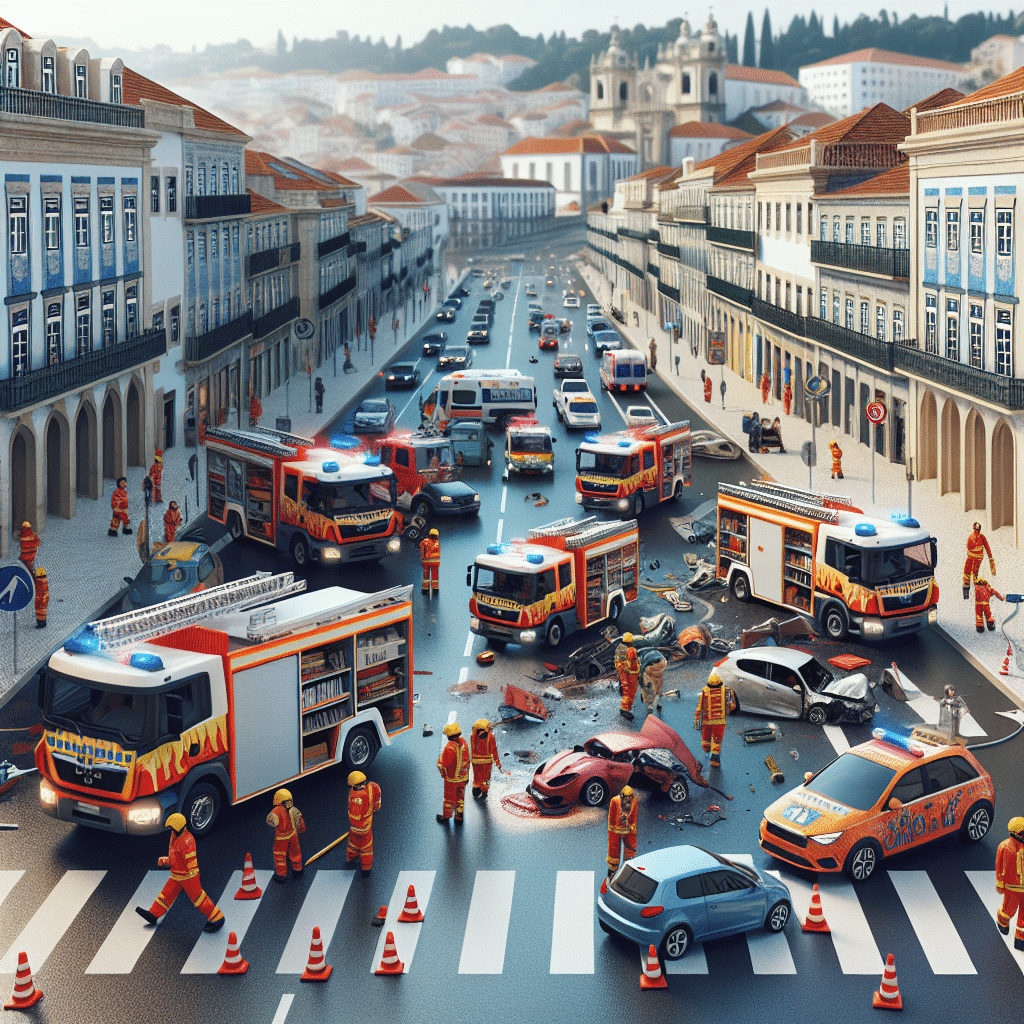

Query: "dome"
left=701, top=13, right=719, bottom=39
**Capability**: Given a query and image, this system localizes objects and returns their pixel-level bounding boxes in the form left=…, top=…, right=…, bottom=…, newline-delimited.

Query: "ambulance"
left=420, top=370, right=537, bottom=429
left=504, top=416, right=554, bottom=476
left=599, top=349, right=647, bottom=393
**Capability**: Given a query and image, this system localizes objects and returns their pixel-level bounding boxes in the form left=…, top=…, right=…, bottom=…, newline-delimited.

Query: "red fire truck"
left=575, top=420, right=691, bottom=517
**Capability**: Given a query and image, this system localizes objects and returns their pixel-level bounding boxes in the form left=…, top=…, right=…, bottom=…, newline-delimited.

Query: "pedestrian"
left=267, top=788, right=305, bottom=883
left=108, top=477, right=132, bottom=537
left=772, top=416, right=787, bottom=454
left=470, top=719, right=502, bottom=800
left=760, top=371, right=770, bottom=405
left=937, top=685, right=969, bottom=743
left=249, top=386, right=262, bottom=429
left=703, top=372, right=712, bottom=405
left=974, top=577, right=1004, bottom=634
left=346, top=770, right=382, bottom=877
left=616, top=634, right=639, bottom=721
left=33, top=566, right=48, bottom=629
left=720, top=377, right=727, bottom=409
left=694, top=672, right=737, bottom=768
left=18, top=521, right=40, bottom=573
left=149, top=449, right=163, bottom=503
left=437, top=722, right=470, bottom=825
left=783, top=382, right=792, bottom=416
left=135, top=813, right=225, bottom=932
left=163, top=501, right=182, bottom=544
left=648, top=338, right=657, bottom=373
left=829, top=440, right=844, bottom=480
left=606, top=786, right=637, bottom=878
left=963, top=521, right=996, bottom=599
left=996, top=816, right=1024, bottom=951
left=314, top=377, right=325, bottom=414
left=748, top=411, right=762, bottom=453
left=419, top=527, right=440, bottom=595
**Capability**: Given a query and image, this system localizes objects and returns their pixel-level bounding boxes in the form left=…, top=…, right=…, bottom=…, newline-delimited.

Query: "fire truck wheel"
left=632, top=493, right=645, bottom=518
left=546, top=619, right=564, bottom=648
left=821, top=603, right=849, bottom=641
left=608, top=598, right=623, bottom=623
left=227, top=512, right=243, bottom=540
left=673, top=481, right=684, bottom=501
left=730, top=572, right=751, bottom=602
left=181, top=781, right=221, bottom=837
left=343, top=727, right=380, bottom=770
left=291, top=536, right=310, bottom=567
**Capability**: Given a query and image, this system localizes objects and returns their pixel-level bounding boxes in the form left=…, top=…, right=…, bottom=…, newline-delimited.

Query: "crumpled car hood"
left=821, top=672, right=871, bottom=702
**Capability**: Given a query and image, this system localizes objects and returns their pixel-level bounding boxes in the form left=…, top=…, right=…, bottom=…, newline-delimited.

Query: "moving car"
left=591, top=329, right=623, bottom=356
left=467, top=328, right=490, bottom=344
left=528, top=312, right=553, bottom=331
left=451, top=285, right=470, bottom=298
left=408, top=479, right=481, bottom=521
left=546, top=277, right=555, bottom=287
left=586, top=304, right=602, bottom=318
left=493, top=290, right=504, bottom=301
left=436, top=308, right=456, bottom=323
left=625, top=405, right=657, bottom=427
left=539, top=332, right=559, bottom=351
left=690, top=429, right=743, bottom=460
left=121, top=541, right=224, bottom=612
left=421, top=332, right=446, bottom=356
left=709, top=648, right=877, bottom=724
left=353, top=397, right=396, bottom=435
left=443, top=298, right=462, bottom=309
left=553, top=354, right=584, bottom=378
left=437, top=345, right=472, bottom=370
left=383, top=362, right=420, bottom=389
left=598, top=846, right=792, bottom=960
left=525, top=283, right=538, bottom=297
left=760, top=727, right=995, bottom=880
left=556, top=318, right=572, bottom=333
left=587, top=319, right=613, bottom=338
left=564, top=295, right=581, bottom=308
left=504, top=417, right=554, bottom=476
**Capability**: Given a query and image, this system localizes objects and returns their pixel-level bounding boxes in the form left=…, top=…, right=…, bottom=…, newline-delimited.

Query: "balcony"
left=751, top=296, right=806, bottom=338
left=348, top=239, right=367, bottom=256
left=184, top=311, right=252, bottom=364
left=319, top=274, right=356, bottom=311
left=618, top=226, right=656, bottom=242
left=381, top=273, right=396, bottom=291
left=185, top=194, right=251, bottom=221
left=916, top=93, right=1024, bottom=134
left=894, top=345, right=1024, bottom=411
left=0, top=328, right=165, bottom=412
left=811, top=240, right=909, bottom=278
left=381, top=239, right=394, bottom=256
left=657, top=281, right=680, bottom=303
left=0, top=85, right=145, bottom=129
left=706, top=225, right=756, bottom=251
left=707, top=275, right=752, bottom=308
left=804, top=318, right=895, bottom=372
left=318, top=231, right=351, bottom=259
left=247, top=242, right=300, bottom=277
left=659, top=205, right=707, bottom=225
left=252, top=296, right=299, bottom=339
left=657, top=242, right=680, bottom=260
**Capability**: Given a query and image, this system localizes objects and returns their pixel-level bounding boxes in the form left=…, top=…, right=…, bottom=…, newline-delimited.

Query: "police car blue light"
left=330, top=434, right=361, bottom=450
left=321, top=460, right=340, bottom=474
left=526, top=553, right=544, bottom=564
left=855, top=523, right=877, bottom=537
left=64, top=625, right=101, bottom=655
left=129, top=652, right=165, bottom=672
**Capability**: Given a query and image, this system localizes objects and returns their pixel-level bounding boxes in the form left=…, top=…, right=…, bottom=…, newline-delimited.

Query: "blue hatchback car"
left=597, top=845, right=791, bottom=959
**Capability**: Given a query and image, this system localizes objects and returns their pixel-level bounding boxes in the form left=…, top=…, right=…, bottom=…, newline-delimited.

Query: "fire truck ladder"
left=205, top=427, right=298, bottom=458
left=746, top=479, right=853, bottom=509
left=640, top=420, right=690, bottom=439
left=253, top=424, right=317, bottom=449
left=528, top=517, right=637, bottom=549
left=83, top=573, right=307, bottom=651
left=718, top=482, right=840, bottom=524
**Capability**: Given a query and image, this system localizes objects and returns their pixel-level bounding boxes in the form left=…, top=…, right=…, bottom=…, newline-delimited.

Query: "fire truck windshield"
left=510, top=433, right=552, bottom=454
left=577, top=449, right=631, bottom=476
left=861, top=540, right=936, bottom=587
left=304, top=477, right=396, bottom=514
left=474, top=566, right=536, bottom=605
left=40, top=669, right=155, bottom=746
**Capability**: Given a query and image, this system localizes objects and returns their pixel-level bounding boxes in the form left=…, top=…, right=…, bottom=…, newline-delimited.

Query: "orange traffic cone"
left=375, top=931, right=405, bottom=975
left=1000, top=643, right=1013, bottom=676
left=217, top=931, right=249, bottom=975
left=4, top=951, right=42, bottom=1009
left=801, top=883, right=830, bottom=933
left=372, top=905, right=388, bottom=927
left=300, top=926, right=333, bottom=982
left=640, top=944, right=668, bottom=989
left=872, top=953, right=903, bottom=1010
left=397, top=884, right=424, bottom=922
left=234, top=853, right=263, bottom=900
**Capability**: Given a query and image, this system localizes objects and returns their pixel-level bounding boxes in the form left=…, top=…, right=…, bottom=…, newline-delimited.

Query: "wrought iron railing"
left=706, top=225, right=756, bottom=250
left=184, top=311, right=252, bottom=363
left=319, top=274, right=356, bottom=310
left=318, top=232, right=351, bottom=259
left=805, top=318, right=896, bottom=372
left=0, top=85, right=144, bottom=128
left=811, top=240, right=909, bottom=278
left=707, top=275, right=753, bottom=307
left=252, top=296, right=299, bottom=339
left=184, top=193, right=251, bottom=220
left=751, top=296, right=806, bottom=337
left=894, top=344, right=1024, bottom=410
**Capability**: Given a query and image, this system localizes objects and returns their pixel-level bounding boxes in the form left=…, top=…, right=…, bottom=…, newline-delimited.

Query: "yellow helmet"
left=21, top=521, right=30, bottom=530
left=165, top=812, right=187, bottom=832
left=473, top=718, right=491, bottom=732
left=443, top=723, right=462, bottom=737
left=622, top=632, right=635, bottom=643
left=34, top=567, right=46, bottom=578
left=1009, top=817, right=1024, bottom=835
left=975, top=577, right=987, bottom=587
left=429, top=528, right=439, bottom=537
left=348, top=771, right=366, bottom=786
left=621, top=786, right=634, bottom=798
left=273, top=789, right=292, bottom=806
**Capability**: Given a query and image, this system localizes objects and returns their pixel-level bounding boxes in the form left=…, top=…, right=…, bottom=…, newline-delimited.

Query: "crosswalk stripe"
left=459, top=870, right=515, bottom=974
left=86, top=870, right=166, bottom=974
left=550, top=871, right=594, bottom=974
left=746, top=863, right=796, bottom=974
left=888, top=870, right=975, bottom=974
left=277, top=871, right=353, bottom=974
left=822, top=724, right=850, bottom=756
left=181, top=870, right=274, bottom=973
left=370, top=870, right=436, bottom=974
left=0, top=871, right=24, bottom=910
left=271, top=994, right=294, bottom=1024
left=0, top=870, right=106, bottom=974
left=664, top=943, right=708, bottom=974
left=965, top=870, right=1024, bottom=976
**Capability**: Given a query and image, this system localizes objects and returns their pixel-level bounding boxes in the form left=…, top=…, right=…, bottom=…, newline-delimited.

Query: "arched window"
left=709, top=72, right=718, bottom=95
left=4, top=44, right=19, bottom=88
left=619, top=81, right=628, bottom=102
left=682, top=73, right=691, bottom=93
left=596, top=81, right=604, bottom=100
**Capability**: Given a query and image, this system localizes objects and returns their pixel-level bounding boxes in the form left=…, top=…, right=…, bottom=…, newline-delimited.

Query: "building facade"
left=432, top=176, right=556, bottom=249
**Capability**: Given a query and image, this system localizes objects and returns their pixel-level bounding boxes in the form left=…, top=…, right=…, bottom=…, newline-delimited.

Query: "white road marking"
left=496, top=518, right=503, bottom=543
left=0, top=871, right=24, bottom=909
left=550, top=871, right=594, bottom=974
left=276, top=871, right=353, bottom=974
left=606, top=390, right=627, bottom=423
left=209, top=533, right=233, bottom=554
left=645, top=391, right=671, bottom=425
left=459, top=871, right=516, bottom=974
left=458, top=666, right=468, bottom=686
left=664, top=943, right=709, bottom=974
left=396, top=383, right=426, bottom=425
left=463, top=632, right=474, bottom=658
left=888, top=870, right=975, bottom=974
left=501, top=485, right=507, bottom=513
left=87, top=870, right=166, bottom=974
left=823, top=724, right=850, bottom=755
left=370, top=871, right=436, bottom=974
left=729, top=857, right=796, bottom=974
left=271, top=994, right=295, bottom=1024
left=966, top=870, right=1024, bottom=976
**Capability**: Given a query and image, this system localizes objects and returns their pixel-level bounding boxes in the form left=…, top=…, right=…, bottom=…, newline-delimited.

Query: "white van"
left=421, top=370, right=537, bottom=429
left=599, top=349, right=647, bottom=394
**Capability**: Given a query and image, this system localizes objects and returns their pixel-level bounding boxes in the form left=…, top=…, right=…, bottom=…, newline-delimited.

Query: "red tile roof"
left=626, top=166, right=677, bottom=182
left=786, top=111, right=836, bottom=129
left=904, top=87, right=965, bottom=114
left=801, top=48, right=965, bottom=73
left=752, top=100, right=806, bottom=113
left=248, top=190, right=288, bottom=215
left=369, top=182, right=444, bottom=205
left=668, top=121, right=753, bottom=139
left=952, top=65, right=1024, bottom=104
left=538, top=81, right=573, bottom=92
left=726, top=64, right=800, bottom=87
left=503, top=134, right=635, bottom=156
left=245, top=149, right=333, bottom=190
left=333, top=157, right=378, bottom=172
left=123, top=68, right=246, bottom=136
left=824, top=162, right=910, bottom=197
left=771, top=103, right=910, bottom=153
left=0, top=16, right=29, bottom=36
left=694, top=124, right=795, bottom=183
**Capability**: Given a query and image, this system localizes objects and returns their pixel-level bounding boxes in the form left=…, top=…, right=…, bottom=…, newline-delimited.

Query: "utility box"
left=276, top=416, right=292, bottom=433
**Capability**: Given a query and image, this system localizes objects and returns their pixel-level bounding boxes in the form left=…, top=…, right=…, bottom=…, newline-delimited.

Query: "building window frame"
left=46, top=301, right=62, bottom=364
left=11, top=307, right=28, bottom=376
left=970, top=210, right=983, bottom=254
left=101, top=289, right=115, bottom=345
left=925, top=208, right=938, bottom=248
left=100, top=195, right=114, bottom=244
left=41, top=55, right=55, bottom=94
left=945, top=297, right=960, bottom=361
left=76, top=291, right=91, bottom=355
left=74, top=197, right=89, bottom=247
left=43, top=196, right=61, bottom=251
left=946, top=208, right=959, bottom=251
left=969, top=302, right=984, bottom=368
left=8, top=194, right=27, bottom=255
left=996, top=307, right=1013, bottom=376
left=925, top=293, right=937, bottom=353
left=123, top=195, right=136, bottom=242
left=997, top=209, right=1013, bottom=258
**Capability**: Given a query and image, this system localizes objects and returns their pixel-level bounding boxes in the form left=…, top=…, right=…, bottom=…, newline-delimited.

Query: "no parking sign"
left=866, top=401, right=887, bottom=425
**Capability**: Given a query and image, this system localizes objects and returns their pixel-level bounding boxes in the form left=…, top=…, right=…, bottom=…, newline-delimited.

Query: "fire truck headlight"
left=39, top=780, right=57, bottom=806
left=321, top=546, right=341, bottom=561
left=928, top=608, right=938, bottom=624
left=862, top=619, right=885, bottom=637
left=386, top=537, right=401, bottom=554
left=520, top=629, right=537, bottom=644
left=616, top=499, right=630, bottom=511
left=575, top=493, right=583, bottom=504
left=128, top=803, right=163, bottom=826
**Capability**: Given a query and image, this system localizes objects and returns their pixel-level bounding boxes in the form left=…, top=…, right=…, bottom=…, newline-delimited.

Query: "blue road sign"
left=0, top=564, right=34, bottom=612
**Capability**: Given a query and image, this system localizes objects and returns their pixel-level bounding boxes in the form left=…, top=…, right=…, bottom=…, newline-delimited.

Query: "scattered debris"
left=412, top=670, right=433, bottom=676
left=372, top=905, right=388, bottom=928
left=741, top=615, right=818, bottom=649
left=513, top=749, right=537, bottom=762
left=535, top=496, right=549, bottom=507
left=476, top=650, right=495, bottom=666
left=0, top=823, right=17, bottom=830
left=541, top=687, right=563, bottom=701
left=448, top=679, right=488, bottom=694
left=750, top=784, right=756, bottom=793
left=648, top=559, right=660, bottom=571
left=422, top=725, right=434, bottom=737
left=525, top=492, right=543, bottom=502
left=498, top=684, right=551, bottom=723
left=789, top=749, right=800, bottom=760
left=741, top=726, right=778, bottom=745
left=828, top=653, right=872, bottom=671
left=765, top=755, right=785, bottom=784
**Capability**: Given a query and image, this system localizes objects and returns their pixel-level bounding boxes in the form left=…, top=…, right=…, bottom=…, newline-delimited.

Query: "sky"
left=5, top=0, right=1004, bottom=53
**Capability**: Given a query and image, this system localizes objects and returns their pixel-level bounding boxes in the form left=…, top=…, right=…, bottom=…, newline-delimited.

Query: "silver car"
left=709, top=648, right=877, bottom=724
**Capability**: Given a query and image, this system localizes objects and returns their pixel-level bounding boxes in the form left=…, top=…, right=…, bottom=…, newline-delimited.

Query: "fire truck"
left=575, top=420, right=692, bottom=517
left=468, top=517, right=639, bottom=648
left=205, top=426, right=401, bottom=567
left=35, top=574, right=415, bottom=836
left=717, top=480, right=939, bottom=641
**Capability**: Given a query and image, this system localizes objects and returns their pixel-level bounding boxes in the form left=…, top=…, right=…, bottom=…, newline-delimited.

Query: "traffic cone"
left=639, top=944, right=668, bottom=989
left=4, top=951, right=42, bottom=1009
left=374, top=931, right=404, bottom=975
left=801, top=883, right=830, bottom=933
left=234, top=853, right=263, bottom=900
left=372, top=905, right=388, bottom=927
left=397, top=884, right=424, bottom=922
left=300, top=926, right=332, bottom=982
left=217, top=931, right=249, bottom=975
left=872, top=953, right=903, bottom=1010
left=1000, top=642, right=1013, bottom=676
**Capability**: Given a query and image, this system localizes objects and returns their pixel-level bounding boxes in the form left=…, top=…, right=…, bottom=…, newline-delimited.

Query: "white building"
left=970, top=34, right=1024, bottom=78
left=799, top=48, right=967, bottom=119
left=445, top=52, right=537, bottom=88
left=668, top=121, right=753, bottom=165
left=724, top=64, right=807, bottom=121
left=430, top=175, right=556, bottom=248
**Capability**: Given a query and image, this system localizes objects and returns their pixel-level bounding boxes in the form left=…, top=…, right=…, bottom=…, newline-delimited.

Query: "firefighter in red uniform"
left=164, top=501, right=182, bottom=544
left=606, top=786, right=638, bottom=877
left=620, top=641, right=640, bottom=721
left=760, top=372, right=770, bottom=405
left=694, top=672, right=737, bottom=768
left=470, top=718, right=502, bottom=800
left=108, top=477, right=132, bottom=536
left=963, top=521, right=996, bottom=599
left=437, top=722, right=470, bottom=825
left=974, top=577, right=1004, bottom=633
left=149, top=450, right=163, bottom=502
left=18, top=521, right=40, bottom=573
left=420, top=528, right=440, bottom=594
left=267, top=788, right=305, bottom=883
left=783, top=382, right=792, bottom=416
left=249, top=385, right=262, bottom=428
left=829, top=440, right=844, bottom=480
left=346, top=770, right=382, bottom=876
left=33, top=566, right=48, bottom=629
left=135, top=813, right=225, bottom=932
left=996, top=816, right=1024, bottom=950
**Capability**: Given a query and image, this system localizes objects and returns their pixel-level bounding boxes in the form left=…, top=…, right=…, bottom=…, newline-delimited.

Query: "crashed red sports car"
left=527, top=715, right=706, bottom=815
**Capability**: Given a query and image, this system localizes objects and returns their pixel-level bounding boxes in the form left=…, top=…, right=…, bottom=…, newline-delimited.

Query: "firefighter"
left=437, top=722, right=470, bottom=825
left=18, top=521, right=40, bottom=573
left=420, top=527, right=441, bottom=594
left=829, top=440, right=844, bottom=480
left=783, top=382, right=793, bottom=416
left=164, top=501, right=182, bottom=544
left=703, top=374, right=713, bottom=404
left=963, top=521, right=996, bottom=599
left=996, top=816, right=1024, bottom=950
left=266, top=788, right=305, bottom=883
left=470, top=718, right=502, bottom=800
left=938, top=685, right=969, bottom=743
left=149, top=449, right=163, bottom=503
left=606, top=786, right=637, bottom=878
left=108, top=477, right=132, bottom=536
left=135, top=813, right=225, bottom=932
left=760, top=371, right=770, bottom=405
left=694, top=672, right=737, bottom=768
left=974, top=577, right=1004, bottom=634
left=33, top=566, right=48, bottom=629
left=619, top=640, right=640, bottom=721
left=346, top=770, right=382, bottom=877
left=249, top=385, right=262, bottom=428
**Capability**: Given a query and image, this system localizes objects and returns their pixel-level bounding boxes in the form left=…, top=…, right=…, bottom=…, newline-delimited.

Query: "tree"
left=743, top=11, right=757, bottom=65
left=726, top=32, right=739, bottom=63
left=833, top=15, right=840, bottom=37
left=276, top=30, right=287, bottom=60
left=759, top=8, right=775, bottom=68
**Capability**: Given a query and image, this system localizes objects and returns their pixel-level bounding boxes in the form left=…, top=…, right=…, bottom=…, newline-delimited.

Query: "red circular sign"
left=866, top=402, right=887, bottom=424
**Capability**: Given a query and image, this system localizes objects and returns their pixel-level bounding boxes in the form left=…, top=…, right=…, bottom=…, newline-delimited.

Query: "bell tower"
left=589, top=29, right=636, bottom=133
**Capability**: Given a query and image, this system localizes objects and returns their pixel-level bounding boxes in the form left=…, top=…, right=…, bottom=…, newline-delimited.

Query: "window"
left=125, top=284, right=138, bottom=338
left=150, top=175, right=160, bottom=214
left=785, top=281, right=791, bottom=310
left=619, top=82, right=627, bottom=102
left=198, top=232, right=206, bottom=263
left=925, top=209, right=938, bottom=247
left=44, top=196, right=60, bottom=250
left=969, top=303, right=983, bottom=368
left=41, top=56, right=55, bottom=94
left=75, top=63, right=87, bottom=97
left=766, top=203, right=771, bottom=231
left=11, top=309, right=27, bottom=376
left=893, top=217, right=906, bottom=248
left=946, top=208, right=959, bottom=251
left=596, top=81, right=604, bottom=100
left=681, top=73, right=690, bottom=93
left=820, top=287, right=827, bottom=319
left=8, top=195, right=27, bottom=254
left=996, top=308, right=1013, bottom=376
left=832, top=216, right=841, bottom=242
left=795, top=203, right=802, bottom=236
left=796, top=285, right=803, bottom=316
left=820, top=214, right=827, bottom=240
left=786, top=204, right=791, bottom=233
left=76, top=292, right=91, bottom=355
left=213, top=296, right=220, bottom=328
left=123, top=196, right=136, bottom=242
left=100, top=196, right=113, bottom=243
left=111, top=73, right=121, bottom=104
left=861, top=218, right=871, bottom=245
left=709, top=72, right=718, bottom=94
left=845, top=217, right=854, bottom=244
left=969, top=211, right=983, bottom=253
left=997, top=210, right=1013, bottom=258
left=184, top=166, right=193, bottom=196
left=893, top=308, right=905, bottom=343
left=860, top=301, right=870, bottom=335
left=232, top=225, right=239, bottom=256
left=5, top=47, right=19, bottom=88
left=199, top=303, right=207, bottom=333
left=221, top=164, right=229, bottom=196
left=845, top=296, right=854, bottom=330
left=46, top=301, right=62, bottom=364
left=102, top=290, right=115, bottom=344
left=74, top=197, right=89, bottom=247
left=876, top=220, right=887, bottom=248
left=876, top=304, right=886, bottom=341
left=775, top=203, right=781, bottom=232
left=925, top=294, right=937, bottom=352
left=833, top=290, right=840, bottom=324
left=198, top=164, right=206, bottom=196
left=946, top=297, right=959, bottom=361
left=210, top=229, right=218, bottom=260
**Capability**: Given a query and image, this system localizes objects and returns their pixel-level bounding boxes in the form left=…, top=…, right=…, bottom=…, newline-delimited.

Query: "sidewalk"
left=579, top=261, right=1024, bottom=709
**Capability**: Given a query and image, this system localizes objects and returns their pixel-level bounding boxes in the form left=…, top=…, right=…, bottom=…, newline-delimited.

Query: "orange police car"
left=759, top=727, right=995, bottom=881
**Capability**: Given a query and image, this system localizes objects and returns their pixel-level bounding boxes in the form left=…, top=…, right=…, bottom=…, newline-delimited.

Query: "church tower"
left=589, top=29, right=637, bottom=133
left=659, top=15, right=726, bottom=127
